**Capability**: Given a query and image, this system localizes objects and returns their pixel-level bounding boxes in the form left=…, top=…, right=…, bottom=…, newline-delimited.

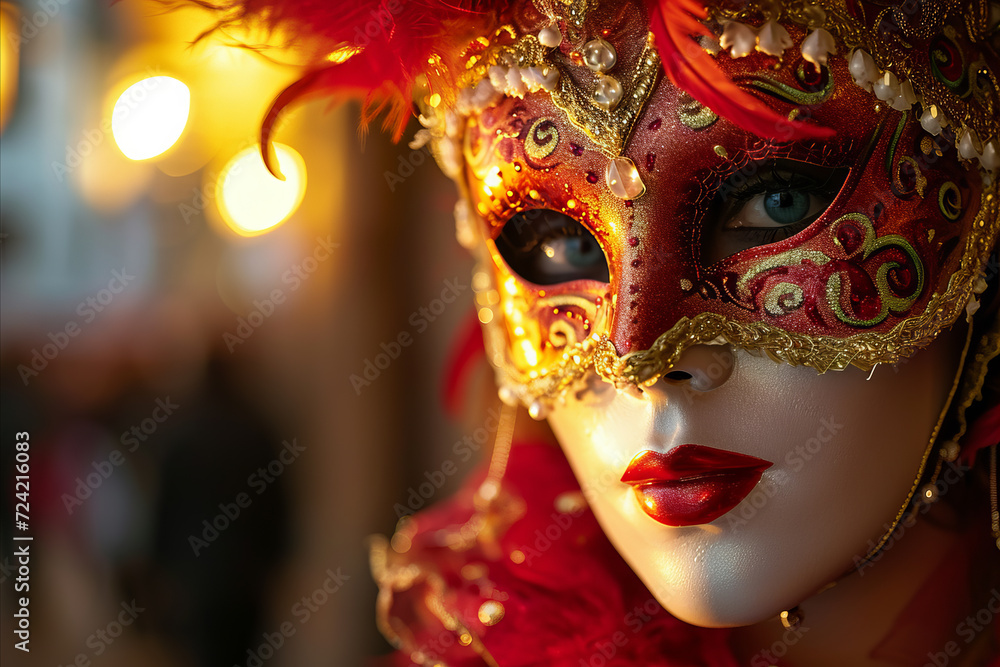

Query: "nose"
left=654, top=344, right=735, bottom=392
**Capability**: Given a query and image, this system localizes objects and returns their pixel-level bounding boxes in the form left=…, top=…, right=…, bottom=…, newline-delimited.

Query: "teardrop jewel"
left=606, top=157, right=645, bottom=200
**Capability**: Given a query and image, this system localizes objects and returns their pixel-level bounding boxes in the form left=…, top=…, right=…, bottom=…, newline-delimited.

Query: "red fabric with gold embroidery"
left=373, top=441, right=739, bottom=666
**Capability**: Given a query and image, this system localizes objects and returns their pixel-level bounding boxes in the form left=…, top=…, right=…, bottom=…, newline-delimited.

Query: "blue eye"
left=763, top=191, right=811, bottom=224
left=496, top=209, right=610, bottom=285
left=701, top=160, right=850, bottom=265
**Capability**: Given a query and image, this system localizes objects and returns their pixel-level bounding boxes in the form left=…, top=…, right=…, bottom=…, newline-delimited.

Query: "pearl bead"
left=582, top=38, right=617, bottom=73
left=593, top=74, right=623, bottom=111
left=538, top=23, right=561, bottom=48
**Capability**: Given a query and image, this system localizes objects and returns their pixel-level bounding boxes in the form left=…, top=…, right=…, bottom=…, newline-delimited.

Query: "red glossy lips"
left=621, top=445, right=773, bottom=526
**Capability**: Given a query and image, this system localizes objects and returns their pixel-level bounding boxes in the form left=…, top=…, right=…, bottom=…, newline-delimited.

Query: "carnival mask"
left=408, top=0, right=1000, bottom=417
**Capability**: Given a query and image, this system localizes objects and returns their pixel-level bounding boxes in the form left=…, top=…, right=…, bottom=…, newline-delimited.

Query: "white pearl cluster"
left=720, top=19, right=835, bottom=65
left=715, top=14, right=998, bottom=175
left=409, top=56, right=562, bottom=179
left=848, top=47, right=998, bottom=173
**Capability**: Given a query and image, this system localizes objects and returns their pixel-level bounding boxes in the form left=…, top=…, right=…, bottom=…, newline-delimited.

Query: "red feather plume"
left=193, top=0, right=498, bottom=176
left=194, top=0, right=833, bottom=176
left=644, top=0, right=835, bottom=142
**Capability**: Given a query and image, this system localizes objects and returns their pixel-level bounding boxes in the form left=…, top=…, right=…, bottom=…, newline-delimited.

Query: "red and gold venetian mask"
left=409, top=0, right=999, bottom=414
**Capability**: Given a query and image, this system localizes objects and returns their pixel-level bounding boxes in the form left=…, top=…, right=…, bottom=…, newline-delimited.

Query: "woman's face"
left=460, top=20, right=989, bottom=627
left=545, top=330, right=964, bottom=627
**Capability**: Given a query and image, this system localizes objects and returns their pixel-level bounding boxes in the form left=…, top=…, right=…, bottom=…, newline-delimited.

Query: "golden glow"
left=520, top=339, right=538, bottom=367
left=111, top=76, right=190, bottom=160
left=326, top=46, right=362, bottom=63
left=478, top=307, right=494, bottom=324
left=504, top=276, right=518, bottom=296
left=0, top=3, right=18, bottom=133
left=484, top=165, right=503, bottom=189
left=216, top=143, right=307, bottom=237
left=428, top=93, right=441, bottom=108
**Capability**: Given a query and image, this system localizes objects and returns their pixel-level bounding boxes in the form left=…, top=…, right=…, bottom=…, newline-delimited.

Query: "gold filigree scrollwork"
left=482, top=190, right=999, bottom=405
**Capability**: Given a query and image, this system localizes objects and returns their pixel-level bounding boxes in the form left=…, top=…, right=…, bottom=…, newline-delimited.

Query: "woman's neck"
left=728, top=505, right=996, bottom=667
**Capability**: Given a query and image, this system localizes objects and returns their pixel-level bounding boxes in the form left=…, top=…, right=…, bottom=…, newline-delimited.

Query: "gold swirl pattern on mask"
left=825, top=213, right=925, bottom=327
left=524, top=118, right=560, bottom=161
left=478, top=190, right=998, bottom=405
left=677, top=94, right=719, bottom=131
left=735, top=69, right=835, bottom=107
left=710, top=0, right=998, bottom=144
left=763, top=282, right=806, bottom=317
left=939, top=182, right=963, bottom=221
left=892, top=156, right=927, bottom=199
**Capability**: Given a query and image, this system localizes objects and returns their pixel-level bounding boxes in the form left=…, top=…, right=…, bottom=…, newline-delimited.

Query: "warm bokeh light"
left=0, top=2, right=18, bottom=133
left=215, top=143, right=307, bottom=237
left=111, top=75, right=190, bottom=160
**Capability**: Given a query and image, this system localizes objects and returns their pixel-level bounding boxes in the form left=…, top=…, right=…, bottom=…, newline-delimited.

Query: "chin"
left=593, top=513, right=806, bottom=629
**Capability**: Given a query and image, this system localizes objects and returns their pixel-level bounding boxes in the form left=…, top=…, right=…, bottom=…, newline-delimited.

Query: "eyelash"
left=719, top=166, right=841, bottom=235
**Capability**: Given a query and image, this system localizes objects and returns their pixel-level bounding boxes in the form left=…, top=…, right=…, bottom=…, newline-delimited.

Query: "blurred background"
left=0, top=1, right=488, bottom=665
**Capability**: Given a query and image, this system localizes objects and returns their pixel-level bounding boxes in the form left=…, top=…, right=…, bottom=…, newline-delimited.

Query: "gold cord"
left=853, top=321, right=974, bottom=566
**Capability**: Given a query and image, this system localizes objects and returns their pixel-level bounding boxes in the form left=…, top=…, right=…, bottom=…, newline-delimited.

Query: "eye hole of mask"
left=495, top=209, right=610, bottom=285
left=702, top=159, right=850, bottom=266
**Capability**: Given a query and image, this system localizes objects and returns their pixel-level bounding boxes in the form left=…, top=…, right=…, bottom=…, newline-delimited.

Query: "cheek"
left=545, top=331, right=962, bottom=625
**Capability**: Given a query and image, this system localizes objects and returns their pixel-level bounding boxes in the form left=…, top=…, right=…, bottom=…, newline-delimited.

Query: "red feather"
left=194, top=0, right=499, bottom=175
left=195, top=0, right=834, bottom=175
left=644, top=0, right=835, bottom=141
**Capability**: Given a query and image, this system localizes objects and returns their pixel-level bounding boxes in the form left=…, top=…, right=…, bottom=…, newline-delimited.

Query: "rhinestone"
left=582, top=38, right=617, bottom=72
left=593, top=74, right=623, bottom=111
left=605, top=157, right=645, bottom=200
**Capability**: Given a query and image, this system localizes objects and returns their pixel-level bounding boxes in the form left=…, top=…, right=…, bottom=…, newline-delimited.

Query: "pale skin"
left=542, top=322, right=999, bottom=666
